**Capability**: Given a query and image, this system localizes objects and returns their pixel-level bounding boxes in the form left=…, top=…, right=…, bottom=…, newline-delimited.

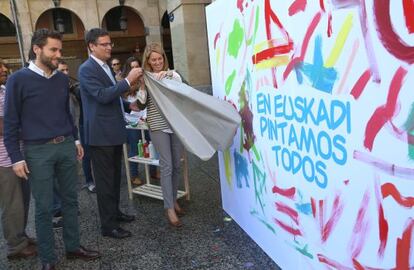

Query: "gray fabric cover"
left=144, top=73, right=241, bottom=161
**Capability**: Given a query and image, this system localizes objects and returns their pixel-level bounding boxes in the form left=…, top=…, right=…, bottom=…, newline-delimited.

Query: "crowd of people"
left=0, top=27, right=186, bottom=270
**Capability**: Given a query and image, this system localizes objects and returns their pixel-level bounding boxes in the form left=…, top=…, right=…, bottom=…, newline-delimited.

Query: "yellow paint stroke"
left=216, top=47, right=221, bottom=66
left=325, top=13, right=353, bottom=68
left=253, top=38, right=287, bottom=54
left=255, top=55, right=290, bottom=70
left=223, top=149, right=233, bottom=189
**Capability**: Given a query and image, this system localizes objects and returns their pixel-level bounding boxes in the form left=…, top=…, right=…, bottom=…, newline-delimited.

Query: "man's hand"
left=76, top=144, right=84, bottom=160
left=126, top=67, right=143, bottom=85
left=12, top=161, right=30, bottom=180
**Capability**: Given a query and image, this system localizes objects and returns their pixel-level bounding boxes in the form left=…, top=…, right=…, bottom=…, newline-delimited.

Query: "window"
left=0, top=14, right=16, bottom=37
left=52, top=9, right=73, bottom=34
left=104, top=7, right=123, bottom=32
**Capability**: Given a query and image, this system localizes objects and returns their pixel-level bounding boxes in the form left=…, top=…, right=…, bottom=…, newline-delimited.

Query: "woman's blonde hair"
left=142, top=42, right=169, bottom=72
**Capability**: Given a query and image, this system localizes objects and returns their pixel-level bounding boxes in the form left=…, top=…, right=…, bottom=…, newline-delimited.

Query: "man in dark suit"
left=78, top=28, right=142, bottom=239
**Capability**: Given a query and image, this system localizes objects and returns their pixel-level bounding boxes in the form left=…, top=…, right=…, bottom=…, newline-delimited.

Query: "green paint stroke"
left=253, top=160, right=267, bottom=214
left=252, top=144, right=260, bottom=161
left=223, top=149, right=233, bottom=188
left=295, top=244, right=314, bottom=259
left=403, top=102, right=414, bottom=160
left=228, top=19, right=244, bottom=58
left=225, top=70, right=236, bottom=95
left=250, top=209, right=276, bottom=234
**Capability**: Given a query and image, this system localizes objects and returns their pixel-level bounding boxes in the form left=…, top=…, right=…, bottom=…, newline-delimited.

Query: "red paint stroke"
left=322, top=194, right=345, bottom=242
left=364, top=67, right=408, bottom=151
left=272, top=185, right=296, bottom=199
left=382, top=182, right=414, bottom=208
left=349, top=191, right=370, bottom=258
left=311, top=197, right=317, bottom=218
left=378, top=203, right=389, bottom=257
left=374, top=176, right=389, bottom=258
left=275, top=202, right=299, bottom=225
left=318, top=254, right=352, bottom=270
left=237, top=0, right=245, bottom=13
left=214, top=33, right=220, bottom=49
left=264, top=0, right=292, bottom=88
left=288, top=0, right=307, bottom=16
left=283, top=12, right=322, bottom=80
left=352, top=259, right=386, bottom=270
left=319, top=0, right=325, bottom=12
left=274, top=218, right=302, bottom=236
left=396, top=219, right=414, bottom=270
left=327, top=12, right=332, bottom=37
left=252, top=42, right=294, bottom=64
left=403, top=0, right=414, bottom=33
left=354, top=150, right=414, bottom=179
left=350, top=69, right=371, bottom=100
left=374, top=0, right=414, bottom=63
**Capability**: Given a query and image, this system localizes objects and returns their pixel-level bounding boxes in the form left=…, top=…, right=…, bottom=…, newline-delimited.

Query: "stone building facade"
left=0, top=0, right=211, bottom=86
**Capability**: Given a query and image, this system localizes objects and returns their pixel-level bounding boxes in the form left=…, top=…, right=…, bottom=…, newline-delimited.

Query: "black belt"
left=25, top=136, right=73, bottom=145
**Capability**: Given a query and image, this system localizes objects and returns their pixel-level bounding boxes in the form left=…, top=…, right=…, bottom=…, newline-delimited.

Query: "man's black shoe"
left=66, top=245, right=101, bottom=261
left=41, top=263, right=56, bottom=270
left=116, top=212, right=135, bottom=223
left=102, top=228, right=132, bottom=239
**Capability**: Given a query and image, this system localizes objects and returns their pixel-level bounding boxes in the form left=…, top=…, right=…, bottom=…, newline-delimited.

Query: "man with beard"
left=3, top=29, right=100, bottom=270
left=0, top=58, right=37, bottom=260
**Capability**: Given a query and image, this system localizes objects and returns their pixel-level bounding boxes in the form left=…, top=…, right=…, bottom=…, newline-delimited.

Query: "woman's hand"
left=155, top=70, right=173, bottom=80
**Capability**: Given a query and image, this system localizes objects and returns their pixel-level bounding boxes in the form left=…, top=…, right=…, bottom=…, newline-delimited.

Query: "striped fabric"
left=0, top=85, right=11, bottom=167
left=146, top=94, right=171, bottom=131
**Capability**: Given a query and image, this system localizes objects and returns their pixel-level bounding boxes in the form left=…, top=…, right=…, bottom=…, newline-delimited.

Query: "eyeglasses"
left=96, top=42, right=114, bottom=48
left=112, top=63, right=120, bottom=66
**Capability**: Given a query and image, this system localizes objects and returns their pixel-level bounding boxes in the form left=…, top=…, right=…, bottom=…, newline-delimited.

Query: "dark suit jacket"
left=78, top=57, right=130, bottom=146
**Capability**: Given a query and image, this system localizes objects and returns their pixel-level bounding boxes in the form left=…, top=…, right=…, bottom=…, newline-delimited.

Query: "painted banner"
left=206, top=0, right=414, bottom=269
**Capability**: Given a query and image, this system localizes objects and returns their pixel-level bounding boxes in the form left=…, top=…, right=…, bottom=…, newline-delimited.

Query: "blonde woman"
left=136, top=42, right=184, bottom=227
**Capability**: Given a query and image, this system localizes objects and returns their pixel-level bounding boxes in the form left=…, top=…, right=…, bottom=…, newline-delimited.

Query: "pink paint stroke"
left=275, top=202, right=299, bottom=225
left=238, top=6, right=256, bottom=76
left=363, top=66, right=407, bottom=151
left=336, top=39, right=360, bottom=94
left=349, top=191, right=370, bottom=258
left=353, top=150, right=414, bottom=179
left=274, top=218, right=302, bottom=236
left=322, top=194, right=345, bottom=242
left=386, top=121, right=414, bottom=145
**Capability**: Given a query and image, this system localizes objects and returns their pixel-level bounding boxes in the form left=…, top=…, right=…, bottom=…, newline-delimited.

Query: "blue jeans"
left=25, top=139, right=80, bottom=264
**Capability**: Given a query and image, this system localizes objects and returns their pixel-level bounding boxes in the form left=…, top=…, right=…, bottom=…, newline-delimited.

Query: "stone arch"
left=0, top=12, right=20, bottom=71
left=34, top=8, right=88, bottom=79
left=101, top=5, right=147, bottom=65
left=161, top=11, right=174, bottom=69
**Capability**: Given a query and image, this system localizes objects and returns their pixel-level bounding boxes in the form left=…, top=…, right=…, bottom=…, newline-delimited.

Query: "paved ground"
left=0, top=153, right=281, bottom=270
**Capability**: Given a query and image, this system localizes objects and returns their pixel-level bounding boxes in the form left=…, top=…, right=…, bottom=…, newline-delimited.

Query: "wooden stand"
left=123, top=123, right=190, bottom=201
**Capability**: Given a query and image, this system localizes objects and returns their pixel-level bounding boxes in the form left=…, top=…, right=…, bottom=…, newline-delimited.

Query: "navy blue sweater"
left=4, top=68, right=77, bottom=163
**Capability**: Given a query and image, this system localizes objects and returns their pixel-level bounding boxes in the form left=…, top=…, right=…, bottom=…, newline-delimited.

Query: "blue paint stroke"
left=299, top=35, right=337, bottom=94
left=295, top=190, right=312, bottom=215
left=234, top=150, right=250, bottom=188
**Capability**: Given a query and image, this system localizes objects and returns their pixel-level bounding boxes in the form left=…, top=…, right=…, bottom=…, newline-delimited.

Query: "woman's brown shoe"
left=166, top=209, right=182, bottom=227
left=174, top=203, right=186, bottom=217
